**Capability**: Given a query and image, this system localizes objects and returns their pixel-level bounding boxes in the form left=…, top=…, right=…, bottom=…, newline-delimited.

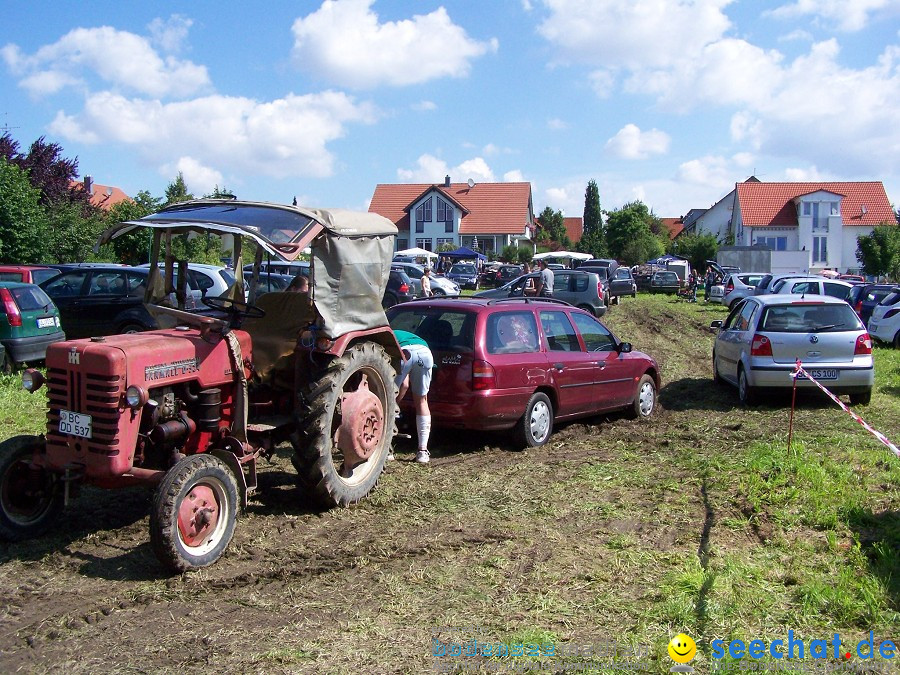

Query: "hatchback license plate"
left=37, top=317, right=55, bottom=328
left=799, top=368, right=838, bottom=380
left=59, top=410, right=92, bottom=438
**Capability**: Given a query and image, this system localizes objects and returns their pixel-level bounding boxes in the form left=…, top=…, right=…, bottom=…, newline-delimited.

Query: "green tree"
left=0, top=159, right=49, bottom=263
left=536, top=206, right=571, bottom=248
left=165, top=172, right=194, bottom=205
left=500, top=244, right=518, bottom=262
left=516, top=247, right=533, bottom=265
left=669, top=233, right=719, bottom=273
left=44, top=201, right=107, bottom=263
left=606, top=201, right=666, bottom=265
left=99, top=190, right=164, bottom=265
left=577, top=180, right=607, bottom=257
left=205, top=185, right=235, bottom=199
left=856, top=224, right=900, bottom=280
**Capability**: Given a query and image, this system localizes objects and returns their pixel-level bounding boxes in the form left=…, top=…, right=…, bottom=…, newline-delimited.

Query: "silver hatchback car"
left=711, top=295, right=874, bottom=405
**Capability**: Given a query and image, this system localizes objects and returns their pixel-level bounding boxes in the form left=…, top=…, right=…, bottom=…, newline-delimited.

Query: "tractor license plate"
left=798, top=368, right=838, bottom=381
left=59, top=410, right=92, bottom=438
left=37, top=317, right=56, bottom=328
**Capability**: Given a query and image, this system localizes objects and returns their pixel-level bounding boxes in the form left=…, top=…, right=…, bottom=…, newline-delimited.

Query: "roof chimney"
left=84, top=175, right=93, bottom=195
left=444, top=175, right=451, bottom=187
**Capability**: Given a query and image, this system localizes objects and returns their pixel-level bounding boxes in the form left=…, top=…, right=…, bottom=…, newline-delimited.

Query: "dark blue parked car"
left=446, top=262, right=480, bottom=290
left=848, top=283, right=895, bottom=327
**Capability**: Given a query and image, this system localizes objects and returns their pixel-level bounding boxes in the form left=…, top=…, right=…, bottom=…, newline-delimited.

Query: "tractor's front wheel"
left=150, top=454, right=239, bottom=572
left=294, top=342, right=397, bottom=508
left=0, top=435, right=62, bottom=541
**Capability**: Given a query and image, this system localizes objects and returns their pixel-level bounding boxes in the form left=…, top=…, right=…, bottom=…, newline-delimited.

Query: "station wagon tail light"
left=597, top=280, right=603, bottom=297
left=399, top=282, right=409, bottom=293
left=472, top=360, right=496, bottom=390
left=726, top=280, right=734, bottom=293
left=854, top=299, right=863, bottom=313
left=854, top=333, right=872, bottom=355
left=750, top=334, right=772, bottom=356
left=0, top=288, right=22, bottom=327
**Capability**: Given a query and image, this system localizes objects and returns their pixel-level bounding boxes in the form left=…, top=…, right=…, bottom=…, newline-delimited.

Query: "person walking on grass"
left=393, top=329, right=434, bottom=464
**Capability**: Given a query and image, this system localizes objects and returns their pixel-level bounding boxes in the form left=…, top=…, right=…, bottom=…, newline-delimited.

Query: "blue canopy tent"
left=443, top=246, right=487, bottom=261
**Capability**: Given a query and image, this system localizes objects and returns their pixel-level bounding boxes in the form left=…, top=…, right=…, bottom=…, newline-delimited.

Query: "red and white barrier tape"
left=792, top=360, right=899, bottom=459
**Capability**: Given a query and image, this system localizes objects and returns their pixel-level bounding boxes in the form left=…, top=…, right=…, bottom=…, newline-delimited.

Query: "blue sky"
left=3, top=0, right=899, bottom=220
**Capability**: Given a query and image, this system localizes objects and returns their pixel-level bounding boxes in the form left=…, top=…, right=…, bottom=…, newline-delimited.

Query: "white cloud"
left=537, top=0, right=733, bottom=70
left=397, top=154, right=496, bottom=183
left=605, top=124, right=670, bottom=160
left=162, top=157, right=224, bottom=195
left=291, top=0, right=498, bottom=88
left=503, top=170, right=526, bottom=182
left=765, top=0, right=900, bottom=32
left=677, top=155, right=736, bottom=188
left=2, top=25, right=210, bottom=98
left=778, top=29, right=814, bottom=42
left=49, top=90, right=377, bottom=180
left=547, top=118, right=567, bottom=130
left=148, top=15, right=193, bottom=53
left=412, top=100, right=437, bottom=112
left=588, top=69, right=616, bottom=98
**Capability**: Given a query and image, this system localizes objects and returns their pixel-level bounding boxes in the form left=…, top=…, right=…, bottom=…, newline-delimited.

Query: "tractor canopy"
left=96, top=199, right=398, bottom=338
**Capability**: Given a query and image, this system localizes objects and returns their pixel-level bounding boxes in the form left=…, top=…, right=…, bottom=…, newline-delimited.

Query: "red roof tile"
left=69, top=179, right=132, bottom=210
left=564, top=217, right=582, bottom=243
left=736, top=181, right=894, bottom=227
left=369, top=182, right=532, bottom=235
left=660, top=217, right=684, bottom=239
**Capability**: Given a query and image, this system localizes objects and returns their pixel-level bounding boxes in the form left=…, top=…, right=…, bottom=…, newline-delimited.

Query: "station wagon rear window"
left=8, top=285, right=53, bottom=311
left=389, top=308, right=475, bottom=352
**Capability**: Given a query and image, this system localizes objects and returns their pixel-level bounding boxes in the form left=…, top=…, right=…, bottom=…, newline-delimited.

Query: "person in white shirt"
left=421, top=267, right=433, bottom=297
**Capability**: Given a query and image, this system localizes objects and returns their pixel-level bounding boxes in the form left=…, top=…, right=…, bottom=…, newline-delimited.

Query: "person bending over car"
left=393, top=329, right=434, bottom=464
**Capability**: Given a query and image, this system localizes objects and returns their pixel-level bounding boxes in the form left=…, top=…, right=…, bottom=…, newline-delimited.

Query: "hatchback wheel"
left=738, top=366, right=756, bottom=405
left=515, top=392, right=553, bottom=448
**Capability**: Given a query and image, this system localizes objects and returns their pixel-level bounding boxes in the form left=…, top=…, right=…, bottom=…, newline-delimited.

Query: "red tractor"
left=0, top=200, right=402, bottom=571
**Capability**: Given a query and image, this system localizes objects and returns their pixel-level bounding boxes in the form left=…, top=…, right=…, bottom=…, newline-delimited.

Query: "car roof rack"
left=487, top=297, right=572, bottom=307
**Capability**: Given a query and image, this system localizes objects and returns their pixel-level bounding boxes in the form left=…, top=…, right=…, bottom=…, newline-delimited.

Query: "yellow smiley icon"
left=668, top=633, right=697, bottom=663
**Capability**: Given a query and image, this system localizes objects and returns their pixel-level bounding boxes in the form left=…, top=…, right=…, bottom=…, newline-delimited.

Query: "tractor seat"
left=241, top=292, right=316, bottom=385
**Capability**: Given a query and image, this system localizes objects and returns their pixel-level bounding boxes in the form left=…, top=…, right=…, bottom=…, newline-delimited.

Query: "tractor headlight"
left=125, top=385, right=149, bottom=410
left=22, top=369, right=44, bottom=393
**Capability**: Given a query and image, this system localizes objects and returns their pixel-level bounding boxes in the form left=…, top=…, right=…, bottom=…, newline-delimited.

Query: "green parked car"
left=0, top=281, right=66, bottom=372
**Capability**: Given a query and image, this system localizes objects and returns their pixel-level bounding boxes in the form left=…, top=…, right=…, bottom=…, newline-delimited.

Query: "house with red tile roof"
left=563, top=217, right=583, bottom=244
left=684, top=178, right=895, bottom=273
left=70, top=176, right=132, bottom=210
left=369, top=176, right=533, bottom=255
left=659, top=217, right=684, bottom=239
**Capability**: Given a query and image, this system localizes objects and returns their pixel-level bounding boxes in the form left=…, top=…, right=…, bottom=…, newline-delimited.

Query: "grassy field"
left=0, top=294, right=897, bottom=673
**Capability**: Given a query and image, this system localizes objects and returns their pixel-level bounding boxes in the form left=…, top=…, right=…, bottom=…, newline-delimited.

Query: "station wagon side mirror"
left=710, top=320, right=723, bottom=332
left=617, top=341, right=632, bottom=353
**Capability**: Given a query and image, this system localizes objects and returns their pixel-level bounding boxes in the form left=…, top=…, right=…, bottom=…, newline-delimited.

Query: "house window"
left=813, top=236, right=827, bottom=264
left=415, top=198, right=432, bottom=233
left=802, top=202, right=812, bottom=216
left=756, top=236, right=787, bottom=251
left=437, top=237, right=454, bottom=250
left=829, top=201, right=839, bottom=216
left=397, top=238, right=408, bottom=252
left=416, top=238, right=433, bottom=251
left=437, top=199, right=454, bottom=233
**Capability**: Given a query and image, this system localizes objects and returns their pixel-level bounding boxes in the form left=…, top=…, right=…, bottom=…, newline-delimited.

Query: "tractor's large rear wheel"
left=150, top=454, right=239, bottom=572
left=293, top=342, right=397, bottom=508
left=0, top=435, right=62, bottom=541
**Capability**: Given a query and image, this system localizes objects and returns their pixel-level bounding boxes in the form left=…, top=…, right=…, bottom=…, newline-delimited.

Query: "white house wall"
left=692, top=190, right=734, bottom=240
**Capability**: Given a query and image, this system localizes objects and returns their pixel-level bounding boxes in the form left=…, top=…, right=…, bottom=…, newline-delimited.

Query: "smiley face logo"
left=668, top=634, right=697, bottom=663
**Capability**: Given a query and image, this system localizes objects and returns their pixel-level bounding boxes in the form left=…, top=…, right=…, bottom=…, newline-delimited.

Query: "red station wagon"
left=387, top=297, right=660, bottom=447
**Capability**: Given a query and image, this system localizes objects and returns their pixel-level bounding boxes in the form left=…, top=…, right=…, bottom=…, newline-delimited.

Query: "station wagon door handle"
left=553, top=362, right=564, bottom=371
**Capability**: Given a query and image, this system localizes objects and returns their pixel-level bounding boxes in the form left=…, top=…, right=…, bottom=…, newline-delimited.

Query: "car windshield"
left=655, top=273, right=677, bottom=282
left=451, top=264, right=476, bottom=274
left=758, top=303, right=862, bottom=333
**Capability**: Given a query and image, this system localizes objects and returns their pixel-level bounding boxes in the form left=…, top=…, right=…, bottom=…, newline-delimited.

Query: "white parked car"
left=767, top=276, right=853, bottom=301
left=722, top=273, right=767, bottom=308
left=139, top=262, right=245, bottom=303
left=711, top=295, right=874, bottom=406
left=391, top=262, right=460, bottom=297
left=867, top=286, right=900, bottom=348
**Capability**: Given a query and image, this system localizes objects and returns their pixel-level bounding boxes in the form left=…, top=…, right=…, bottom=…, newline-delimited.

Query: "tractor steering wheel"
left=202, top=295, right=266, bottom=320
